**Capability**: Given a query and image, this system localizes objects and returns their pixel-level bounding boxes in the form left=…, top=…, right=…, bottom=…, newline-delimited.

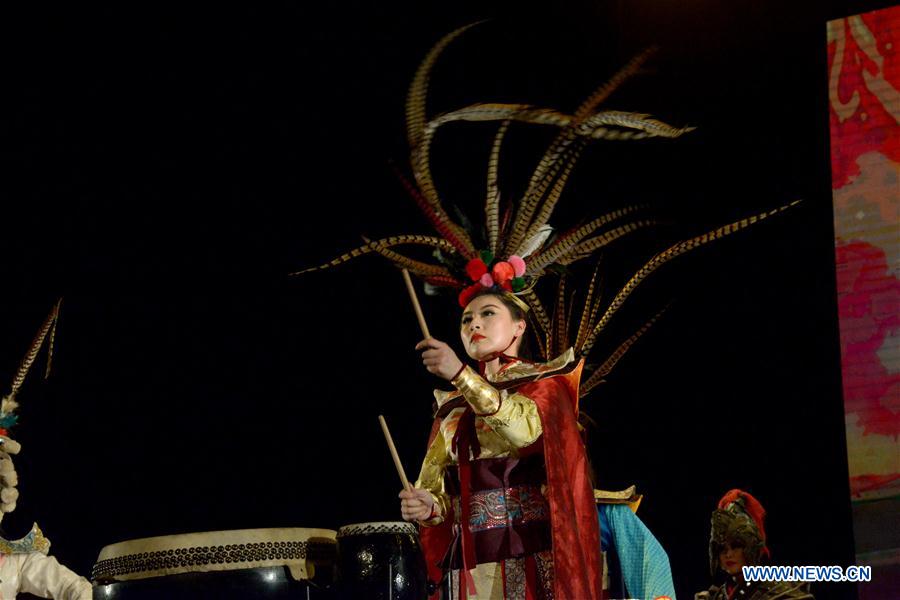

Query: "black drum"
left=91, top=528, right=337, bottom=599
left=335, top=521, right=428, bottom=600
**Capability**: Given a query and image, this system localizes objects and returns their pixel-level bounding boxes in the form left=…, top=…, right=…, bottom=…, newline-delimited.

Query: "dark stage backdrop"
left=0, top=1, right=890, bottom=599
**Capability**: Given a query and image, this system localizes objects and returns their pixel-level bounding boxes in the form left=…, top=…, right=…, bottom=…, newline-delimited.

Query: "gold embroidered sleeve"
left=451, top=365, right=501, bottom=415
left=414, top=426, right=451, bottom=527
left=479, top=391, right=543, bottom=449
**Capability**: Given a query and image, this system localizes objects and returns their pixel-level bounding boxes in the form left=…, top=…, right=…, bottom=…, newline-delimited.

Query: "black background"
left=0, top=1, right=889, bottom=598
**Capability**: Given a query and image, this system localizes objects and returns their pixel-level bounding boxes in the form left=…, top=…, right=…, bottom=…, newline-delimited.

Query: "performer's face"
left=718, top=541, right=747, bottom=576
left=460, top=295, right=526, bottom=360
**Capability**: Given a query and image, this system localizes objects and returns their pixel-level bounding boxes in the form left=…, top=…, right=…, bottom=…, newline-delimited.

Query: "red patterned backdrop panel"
left=828, top=5, right=899, bottom=598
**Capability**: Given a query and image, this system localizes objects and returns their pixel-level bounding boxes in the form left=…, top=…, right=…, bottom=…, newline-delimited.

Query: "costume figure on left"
left=0, top=302, right=92, bottom=600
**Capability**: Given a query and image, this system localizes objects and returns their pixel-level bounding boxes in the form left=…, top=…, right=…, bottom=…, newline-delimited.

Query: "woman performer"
left=297, top=21, right=794, bottom=600
left=695, top=489, right=813, bottom=600
left=399, top=288, right=601, bottom=599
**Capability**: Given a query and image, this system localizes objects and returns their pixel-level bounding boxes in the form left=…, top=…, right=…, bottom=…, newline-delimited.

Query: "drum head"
left=92, top=528, right=337, bottom=599
left=336, top=521, right=418, bottom=538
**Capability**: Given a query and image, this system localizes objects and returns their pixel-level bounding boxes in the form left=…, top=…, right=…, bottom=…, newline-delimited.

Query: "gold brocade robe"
left=415, top=378, right=544, bottom=527
left=414, top=351, right=577, bottom=599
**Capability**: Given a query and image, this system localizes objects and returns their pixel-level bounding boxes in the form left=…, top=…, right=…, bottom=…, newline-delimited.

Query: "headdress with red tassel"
left=709, top=488, right=771, bottom=575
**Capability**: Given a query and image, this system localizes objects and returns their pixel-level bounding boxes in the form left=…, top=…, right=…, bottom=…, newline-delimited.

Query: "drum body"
left=335, top=521, right=428, bottom=600
left=92, top=528, right=337, bottom=599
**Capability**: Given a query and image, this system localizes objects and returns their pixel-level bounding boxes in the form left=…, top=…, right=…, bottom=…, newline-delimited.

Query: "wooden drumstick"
left=378, top=415, right=412, bottom=492
left=401, top=268, right=431, bottom=339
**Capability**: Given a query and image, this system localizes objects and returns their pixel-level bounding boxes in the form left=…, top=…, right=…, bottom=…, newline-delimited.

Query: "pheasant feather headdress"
left=296, top=23, right=798, bottom=394
left=1, top=299, right=61, bottom=435
left=296, top=24, right=692, bottom=300
left=0, top=299, right=61, bottom=525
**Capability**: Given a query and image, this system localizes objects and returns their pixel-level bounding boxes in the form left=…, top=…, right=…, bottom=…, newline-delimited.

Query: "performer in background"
left=595, top=487, right=676, bottom=600
left=0, top=303, right=92, bottom=600
left=695, top=489, right=813, bottom=600
left=297, top=22, right=797, bottom=600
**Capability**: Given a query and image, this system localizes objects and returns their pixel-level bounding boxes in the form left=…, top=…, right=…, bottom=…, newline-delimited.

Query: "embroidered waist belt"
left=455, top=484, right=549, bottom=532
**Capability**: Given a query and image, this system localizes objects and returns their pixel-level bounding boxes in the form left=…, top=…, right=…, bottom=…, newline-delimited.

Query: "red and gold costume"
left=417, top=351, right=601, bottom=600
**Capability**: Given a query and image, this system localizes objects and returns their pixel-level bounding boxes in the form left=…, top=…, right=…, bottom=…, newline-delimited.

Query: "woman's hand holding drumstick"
left=400, top=268, right=464, bottom=380
left=399, top=488, right=436, bottom=522
left=416, top=338, right=463, bottom=381
left=387, top=270, right=447, bottom=522
left=380, top=414, right=438, bottom=521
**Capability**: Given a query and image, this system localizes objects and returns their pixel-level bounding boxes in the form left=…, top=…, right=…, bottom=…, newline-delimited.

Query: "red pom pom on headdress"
left=508, top=255, right=526, bottom=277
left=465, top=258, right=489, bottom=282
left=458, top=253, right=529, bottom=305
left=492, top=261, right=515, bottom=286
left=458, top=283, right=482, bottom=307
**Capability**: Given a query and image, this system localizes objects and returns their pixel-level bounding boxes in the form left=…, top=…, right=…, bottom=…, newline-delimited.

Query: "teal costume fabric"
left=599, top=504, right=677, bottom=599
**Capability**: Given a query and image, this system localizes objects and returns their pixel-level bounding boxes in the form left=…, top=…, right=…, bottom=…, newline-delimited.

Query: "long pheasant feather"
left=485, top=121, right=510, bottom=254
left=580, top=201, right=801, bottom=354
left=573, top=48, right=656, bottom=120
left=581, top=112, right=695, bottom=139
left=529, top=220, right=655, bottom=273
left=8, top=300, right=62, bottom=400
left=499, top=197, right=514, bottom=242
left=291, top=235, right=457, bottom=275
left=554, top=275, right=568, bottom=357
left=505, top=133, right=580, bottom=254
left=523, top=50, right=654, bottom=263
left=367, top=245, right=453, bottom=278
left=404, top=25, right=480, bottom=257
left=410, top=143, right=477, bottom=256
left=426, top=104, right=693, bottom=141
left=563, top=284, right=577, bottom=356
left=43, top=298, right=62, bottom=379
left=520, top=288, right=551, bottom=338
left=512, top=108, right=691, bottom=251
left=528, top=313, right=547, bottom=361
left=580, top=305, right=667, bottom=397
left=518, top=140, right=587, bottom=249
left=587, top=287, right=606, bottom=341
left=560, top=219, right=657, bottom=265
left=406, top=22, right=483, bottom=148
left=393, top=163, right=476, bottom=257
left=528, top=205, right=645, bottom=267
left=427, top=104, right=571, bottom=130
left=574, top=264, right=602, bottom=351
left=423, top=274, right=465, bottom=288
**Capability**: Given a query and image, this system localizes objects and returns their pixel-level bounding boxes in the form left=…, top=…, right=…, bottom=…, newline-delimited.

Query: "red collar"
left=477, top=335, right=536, bottom=374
